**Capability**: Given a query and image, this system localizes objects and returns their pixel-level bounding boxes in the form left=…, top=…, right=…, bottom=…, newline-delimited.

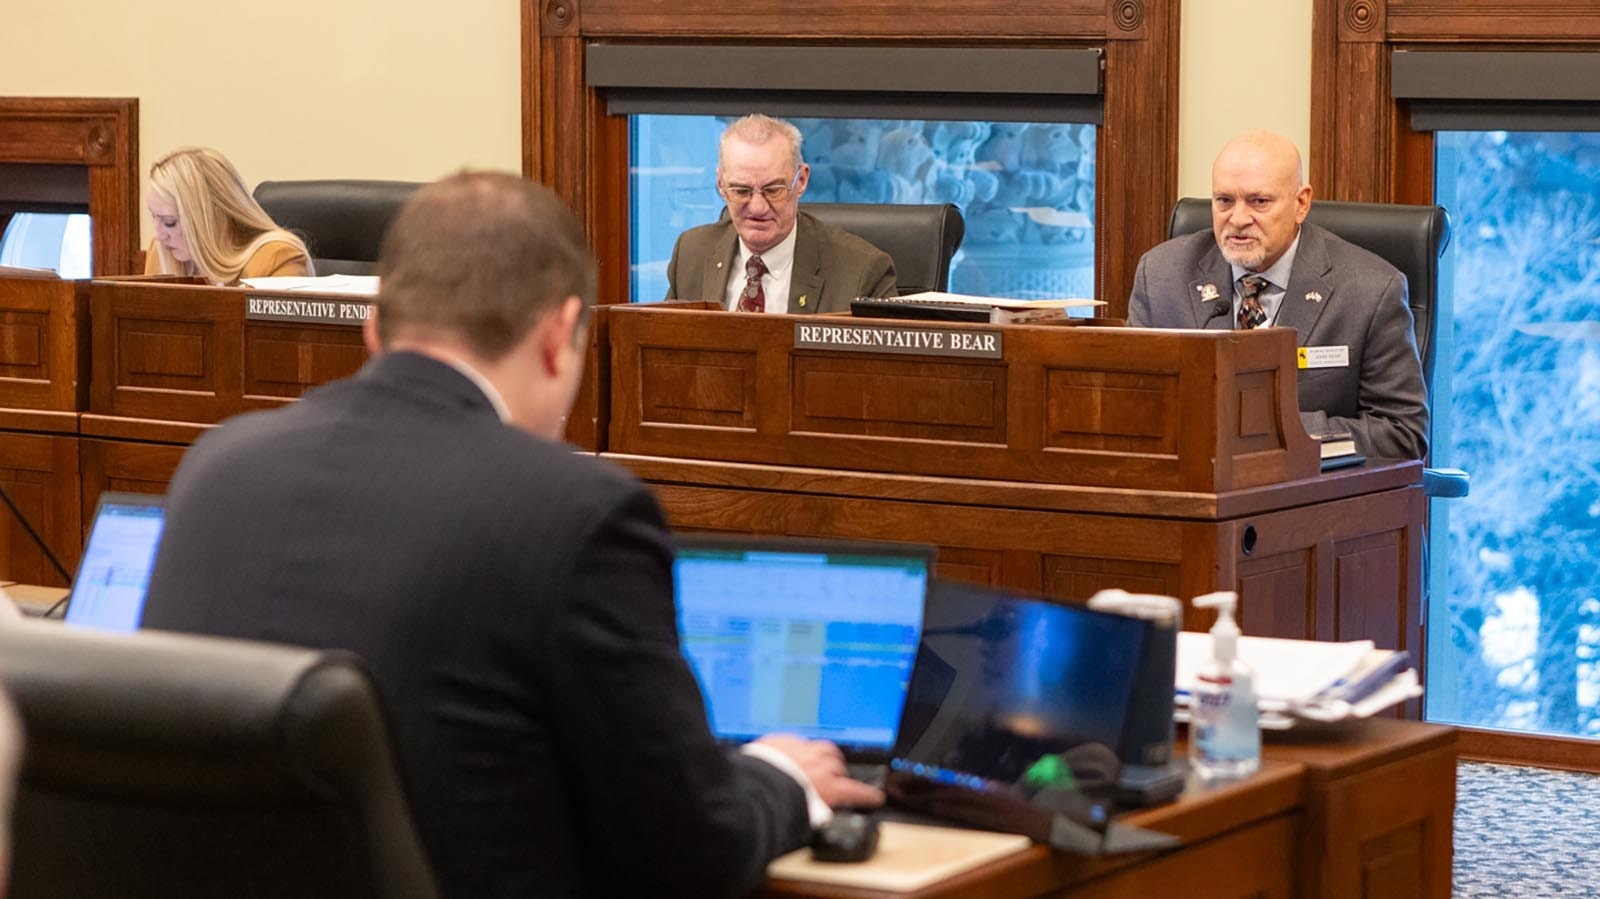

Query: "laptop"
left=887, top=581, right=1186, bottom=841
left=60, top=492, right=166, bottom=633
left=671, top=535, right=934, bottom=767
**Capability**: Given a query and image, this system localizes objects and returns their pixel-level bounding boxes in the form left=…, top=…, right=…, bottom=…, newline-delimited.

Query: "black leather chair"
left=1167, top=197, right=1467, bottom=496
left=802, top=202, right=966, bottom=294
left=0, top=622, right=438, bottom=899
left=254, top=180, right=422, bottom=276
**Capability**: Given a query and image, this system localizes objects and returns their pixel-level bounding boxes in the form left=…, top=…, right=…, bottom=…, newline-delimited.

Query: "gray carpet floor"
left=1456, top=762, right=1600, bottom=897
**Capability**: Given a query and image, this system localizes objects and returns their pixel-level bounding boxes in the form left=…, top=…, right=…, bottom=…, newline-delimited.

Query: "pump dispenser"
left=1188, top=591, right=1260, bottom=779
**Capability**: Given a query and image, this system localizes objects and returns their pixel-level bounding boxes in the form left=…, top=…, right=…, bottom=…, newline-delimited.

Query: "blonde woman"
left=143, top=147, right=312, bottom=284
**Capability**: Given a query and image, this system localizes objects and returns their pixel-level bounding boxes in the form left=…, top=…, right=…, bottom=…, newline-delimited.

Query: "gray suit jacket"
left=664, top=210, right=897, bottom=313
left=1127, top=222, right=1429, bottom=460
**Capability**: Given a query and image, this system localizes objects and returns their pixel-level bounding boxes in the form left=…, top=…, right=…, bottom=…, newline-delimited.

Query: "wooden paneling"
left=0, top=98, right=138, bottom=277
left=607, top=307, right=1317, bottom=493
left=78, top=439, right=185, bottom=513
left=607, top=308, right=1423, bottom=659
left=0, top=431, right=80, bottom=587
left=0, top=276, right=89, bottom=416
left=520, top=0, right=1179, bottom=313
left=88, top=280, right=367, bottom=427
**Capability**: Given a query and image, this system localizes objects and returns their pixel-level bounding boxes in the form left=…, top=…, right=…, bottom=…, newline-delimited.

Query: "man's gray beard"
left=1219, top=241, right=1266, bottom=271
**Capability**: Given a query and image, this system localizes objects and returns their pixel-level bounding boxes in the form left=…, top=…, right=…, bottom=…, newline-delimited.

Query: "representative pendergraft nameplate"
left=794, top=321, right=1003, bottom=359
left=245, top=296, right=373, bottom=326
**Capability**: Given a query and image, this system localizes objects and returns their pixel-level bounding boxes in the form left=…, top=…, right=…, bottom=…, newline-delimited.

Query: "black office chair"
left=802, top=202, right=966, bottom=294
left=0, top=622, right=439, bottom=899
left=254, top=180, right=422, bottom=276
left=1167, top=197, right=1468, bottom=497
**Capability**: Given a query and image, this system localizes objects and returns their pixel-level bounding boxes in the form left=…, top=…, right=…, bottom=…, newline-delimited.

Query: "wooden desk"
left=763, top=718, right=1456, bottom=899
left=0, top=274, right=89, bottom=586
left=602, top=307, right=1424, bottom=661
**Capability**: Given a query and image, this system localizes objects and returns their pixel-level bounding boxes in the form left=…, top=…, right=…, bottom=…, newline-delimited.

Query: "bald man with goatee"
left=1128, top=130, right=1429, bottom=460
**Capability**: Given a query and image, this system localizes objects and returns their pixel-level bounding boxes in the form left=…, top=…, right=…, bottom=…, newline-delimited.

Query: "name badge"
left=1297, top=345, right=1350, bottom=369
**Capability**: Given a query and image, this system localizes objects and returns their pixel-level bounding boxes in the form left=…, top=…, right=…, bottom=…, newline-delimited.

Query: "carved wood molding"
left=542, top=0, right=579, bottom=36
left=0, top=98, right=138, bottom=276
left=1314, top=0, right=1600, bottom=203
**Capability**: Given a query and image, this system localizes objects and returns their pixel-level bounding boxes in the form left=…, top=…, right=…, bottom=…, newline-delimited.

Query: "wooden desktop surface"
left=763, top=718, right=1456, bottom=899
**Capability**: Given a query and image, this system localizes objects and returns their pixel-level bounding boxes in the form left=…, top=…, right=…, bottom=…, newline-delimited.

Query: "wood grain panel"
left=0, top=312, right=46, bottom=372
left=1069, top=814, right=1295, bottom=898
left=1237, top=549, right=1315, bottom=640
left=242, top=328, right=366, bottom=399
left=0, top=431, right=80, bottom=587
left=793, top=359, right=1005, bottom=442
left=577, top=0, right=1108, bottom=36
left=609, top=307, right=1318, bottom=492
left=117, top=320, right=210, bottom=386
left=78, top=439, right=187, bottom=525
left=640, top=347, right=758, bottom=428
left=1043, top=368, right=1175, bottom=452
left=1043, top=554, right=1181, bottom=601
left=0, top=276, right=89, bottom=415
left=0, top=99, right=138, bottom=276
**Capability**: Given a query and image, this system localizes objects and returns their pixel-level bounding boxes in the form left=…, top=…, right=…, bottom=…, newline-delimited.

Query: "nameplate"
left=245, top=296, right=372, bottom=326
left=793, top=322, right=1002, bottom=359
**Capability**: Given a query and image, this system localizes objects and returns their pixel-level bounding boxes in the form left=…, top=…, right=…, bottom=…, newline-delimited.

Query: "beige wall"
left=1178, top=0, right=1314, bottom=199
left=0, top=0, right=522, bottom=246
left=2, top=1, right=1311, bottom=242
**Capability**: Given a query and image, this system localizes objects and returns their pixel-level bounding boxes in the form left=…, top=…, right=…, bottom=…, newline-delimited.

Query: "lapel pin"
left=1305, top=291, right=1323, bottom=303
left=798, top=296, right=808, bottom=308
left=716, top=261, right=724, bottom=269
left=1198, top=284, right=1220, bottom=303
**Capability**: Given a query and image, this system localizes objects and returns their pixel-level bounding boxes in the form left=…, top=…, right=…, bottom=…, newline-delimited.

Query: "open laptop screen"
left=892, top=580, right=1150, bottom=787
left=673, top=536, right=932, bottom=759
left=62, top=492, right=166, bottom=633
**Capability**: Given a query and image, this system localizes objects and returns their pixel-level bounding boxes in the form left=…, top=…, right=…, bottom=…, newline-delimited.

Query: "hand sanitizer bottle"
left=1188, top=591, right=1260, bottom=780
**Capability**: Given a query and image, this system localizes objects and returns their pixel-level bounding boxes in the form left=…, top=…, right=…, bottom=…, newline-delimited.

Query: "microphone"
left=1200, top=298, right=1231, bottom=329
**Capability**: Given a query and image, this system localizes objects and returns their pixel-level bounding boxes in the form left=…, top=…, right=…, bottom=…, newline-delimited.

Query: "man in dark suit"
left=1128, top=130, right=1429, bottom=460
left=665, top=114, right=897, bottom=312
left=143, top=172, right=882, bottom=898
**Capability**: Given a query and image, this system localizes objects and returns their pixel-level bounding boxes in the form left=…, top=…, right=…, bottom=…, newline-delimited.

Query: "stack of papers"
left=1174, top=633, right=1421, bottom=729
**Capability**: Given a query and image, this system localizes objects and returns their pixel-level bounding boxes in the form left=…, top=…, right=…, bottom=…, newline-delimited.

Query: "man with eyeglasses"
left=666, top=114, right=898, bottom=312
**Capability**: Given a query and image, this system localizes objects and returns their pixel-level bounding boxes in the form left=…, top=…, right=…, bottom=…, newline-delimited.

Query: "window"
left=629, top=115, right=1096, bottom=303
left=1427, top=130, right=1600, bottom=737
left=0, top=212, right=93, bottom=278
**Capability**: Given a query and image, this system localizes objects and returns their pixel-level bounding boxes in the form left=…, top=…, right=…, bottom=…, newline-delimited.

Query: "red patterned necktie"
left=1237, top=275, right=1269, bottom=329
left=739, top=255, right=767, bottom=313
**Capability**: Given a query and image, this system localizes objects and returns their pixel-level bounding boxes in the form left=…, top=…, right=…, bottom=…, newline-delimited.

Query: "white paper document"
left=896, top=290, right=1103, bottom=310
left=240, top=275, right=379, bottom=296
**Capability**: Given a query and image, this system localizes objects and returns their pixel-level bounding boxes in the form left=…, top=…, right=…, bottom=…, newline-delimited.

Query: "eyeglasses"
left=720, top=170, right=800, bottom=206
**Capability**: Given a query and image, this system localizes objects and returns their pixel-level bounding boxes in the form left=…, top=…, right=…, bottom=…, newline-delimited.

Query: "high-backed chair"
left=1167, top=198, right=1467, bottom=497
left=254, top=180, right=421, bottom=276
left=0, top=621, right=438, bottom=899
left=803, top=202, right=966, bottom=294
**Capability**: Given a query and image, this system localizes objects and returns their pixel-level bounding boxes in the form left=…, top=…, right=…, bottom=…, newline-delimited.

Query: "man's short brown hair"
left=375, top=172, right=597, bottom=360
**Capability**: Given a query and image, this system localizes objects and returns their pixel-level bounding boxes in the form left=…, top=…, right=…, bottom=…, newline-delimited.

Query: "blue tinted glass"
left=629, top=115, right=1096, bottom=302
left=0, top=212, right=92, bottom=278
left=1428, top=131, right=1600, bottom=738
